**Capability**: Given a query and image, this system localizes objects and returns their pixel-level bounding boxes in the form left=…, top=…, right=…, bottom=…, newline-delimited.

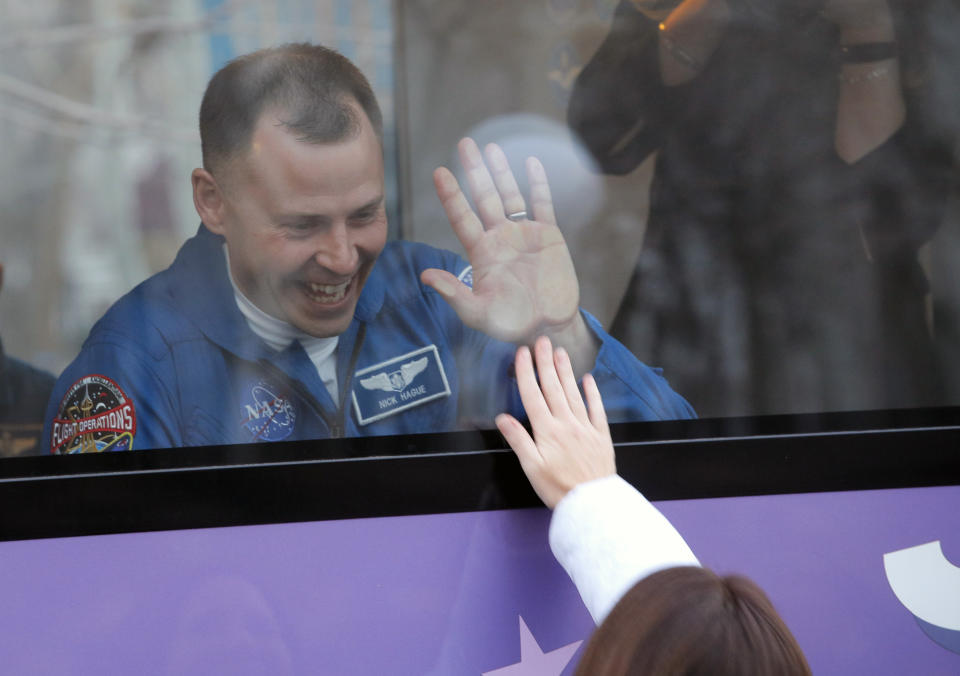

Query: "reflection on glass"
left=569, top=0, right=960, bottom=417
left=4, top=1, right=959, bottom=459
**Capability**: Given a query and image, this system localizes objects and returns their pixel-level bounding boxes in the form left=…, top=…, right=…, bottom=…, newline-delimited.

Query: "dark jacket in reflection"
left=569, top=0, right=958, bottom=416
left=0, top=338, right=55, bottom=457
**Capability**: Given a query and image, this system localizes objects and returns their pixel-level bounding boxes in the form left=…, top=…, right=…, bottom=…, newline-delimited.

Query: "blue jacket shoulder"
left=80, top=268, right=197, bottom=361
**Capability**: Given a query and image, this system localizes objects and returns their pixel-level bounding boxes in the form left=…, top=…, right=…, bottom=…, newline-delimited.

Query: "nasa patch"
left=351, top=345, right=451, bottom=425
left=50, top=375, right=136, bottom=454
left=240, top=380, right=298, bottom=442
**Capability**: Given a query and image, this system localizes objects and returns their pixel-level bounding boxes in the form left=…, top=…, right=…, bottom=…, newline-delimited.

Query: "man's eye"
left=352, top=210, right=378, bottom=223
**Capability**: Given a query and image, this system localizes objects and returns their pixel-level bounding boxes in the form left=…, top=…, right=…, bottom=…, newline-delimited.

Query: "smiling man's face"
left=213, top=105, right=387, bottom=338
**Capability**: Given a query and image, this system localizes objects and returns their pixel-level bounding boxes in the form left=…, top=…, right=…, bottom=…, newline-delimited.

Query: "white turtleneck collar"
left=224, top=245, right=340, bottom=405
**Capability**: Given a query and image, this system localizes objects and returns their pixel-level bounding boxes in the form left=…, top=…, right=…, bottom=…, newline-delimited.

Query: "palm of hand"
left=523, top=407, right=614, bottom=506
left=466, top=218, right=579, bottom=343
left=424, top=138, right=582, bottom=345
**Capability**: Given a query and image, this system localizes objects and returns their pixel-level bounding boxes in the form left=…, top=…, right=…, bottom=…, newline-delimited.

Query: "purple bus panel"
left=0, top=484, right=957, bottom=674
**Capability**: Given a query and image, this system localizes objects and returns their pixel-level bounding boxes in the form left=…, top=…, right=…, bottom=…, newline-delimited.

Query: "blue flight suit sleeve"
left=581, top=310, right=696, bottom=421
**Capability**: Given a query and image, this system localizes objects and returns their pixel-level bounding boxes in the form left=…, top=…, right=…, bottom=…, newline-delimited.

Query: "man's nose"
left=313, top=223, right=358, bottom=274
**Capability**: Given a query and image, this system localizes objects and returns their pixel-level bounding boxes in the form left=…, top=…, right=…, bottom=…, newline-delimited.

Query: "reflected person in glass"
left=570, top=0, right=959, bottom=417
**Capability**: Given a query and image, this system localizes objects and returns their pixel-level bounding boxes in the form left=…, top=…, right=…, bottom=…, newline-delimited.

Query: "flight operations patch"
left=50, top=375, right=136, bottom=454
left=352, top=345, right=451, bottom=425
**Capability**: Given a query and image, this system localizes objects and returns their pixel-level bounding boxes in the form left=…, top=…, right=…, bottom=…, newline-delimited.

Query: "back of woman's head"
left=575, top=566, right=811, bottom=676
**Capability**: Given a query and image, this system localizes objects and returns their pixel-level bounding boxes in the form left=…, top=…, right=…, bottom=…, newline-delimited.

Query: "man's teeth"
left=307, top=281, right=349, bottom=302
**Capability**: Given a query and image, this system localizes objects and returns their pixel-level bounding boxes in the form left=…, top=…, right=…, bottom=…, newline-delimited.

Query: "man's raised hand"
left=421, top=138, right=582, bottom=347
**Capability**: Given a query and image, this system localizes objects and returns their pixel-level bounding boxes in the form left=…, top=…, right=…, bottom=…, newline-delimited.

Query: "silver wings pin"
left=360, top=357, right=429, bottom=393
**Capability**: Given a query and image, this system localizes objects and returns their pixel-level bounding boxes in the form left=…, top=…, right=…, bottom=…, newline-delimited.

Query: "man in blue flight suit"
left=43, top=43, right=693, bottom=454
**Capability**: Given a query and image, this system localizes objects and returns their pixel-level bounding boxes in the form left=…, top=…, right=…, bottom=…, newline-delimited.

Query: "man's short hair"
left=199, top=43, right=383, bottom=178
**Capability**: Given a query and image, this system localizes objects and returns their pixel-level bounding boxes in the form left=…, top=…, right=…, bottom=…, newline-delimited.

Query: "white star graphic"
left=482, top=615, right=583, bottom=676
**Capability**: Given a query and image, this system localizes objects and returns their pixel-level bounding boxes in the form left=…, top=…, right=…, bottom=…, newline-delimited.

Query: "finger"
left=484, top=143, right=526, bottom=219
left=420, top=268, right=485, bottom=329
left=458, top=137, right=506, bottom=229
left=526, top=156, right=557, bottom=227
left=582, top=373, right=609, bottom=434
left=554, top=347, right=589, bottom=422
left=433, top=166, right=484, bottom=250
left=498, top=415, right=557, bottom=508
left=534, top=335, right=569, bottom=417
left=513, top=344, right=551, bottom=427
left=496, top=413, right=542, bottom=467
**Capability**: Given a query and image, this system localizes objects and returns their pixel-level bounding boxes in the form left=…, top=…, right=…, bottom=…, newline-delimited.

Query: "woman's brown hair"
left=575, top=566, right=811, bottom=676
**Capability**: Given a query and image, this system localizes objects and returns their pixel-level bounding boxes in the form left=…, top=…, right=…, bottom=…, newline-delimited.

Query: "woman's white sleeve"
left=548, top=474, right=700, bottom=625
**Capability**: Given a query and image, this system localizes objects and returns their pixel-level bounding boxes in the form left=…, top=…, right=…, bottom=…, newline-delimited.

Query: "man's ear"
left=192, top=168, right=228, bottom=235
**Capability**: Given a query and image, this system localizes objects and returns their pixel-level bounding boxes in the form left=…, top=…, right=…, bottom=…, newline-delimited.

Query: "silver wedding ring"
left=506, top=210, right=527, bottom=222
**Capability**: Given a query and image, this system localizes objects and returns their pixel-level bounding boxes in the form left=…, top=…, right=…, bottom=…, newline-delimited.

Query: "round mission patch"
left=50, top=375, right=136, bottom=454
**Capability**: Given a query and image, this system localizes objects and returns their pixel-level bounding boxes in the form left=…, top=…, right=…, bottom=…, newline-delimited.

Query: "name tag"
left=351, top=345, right=451, bottom=426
